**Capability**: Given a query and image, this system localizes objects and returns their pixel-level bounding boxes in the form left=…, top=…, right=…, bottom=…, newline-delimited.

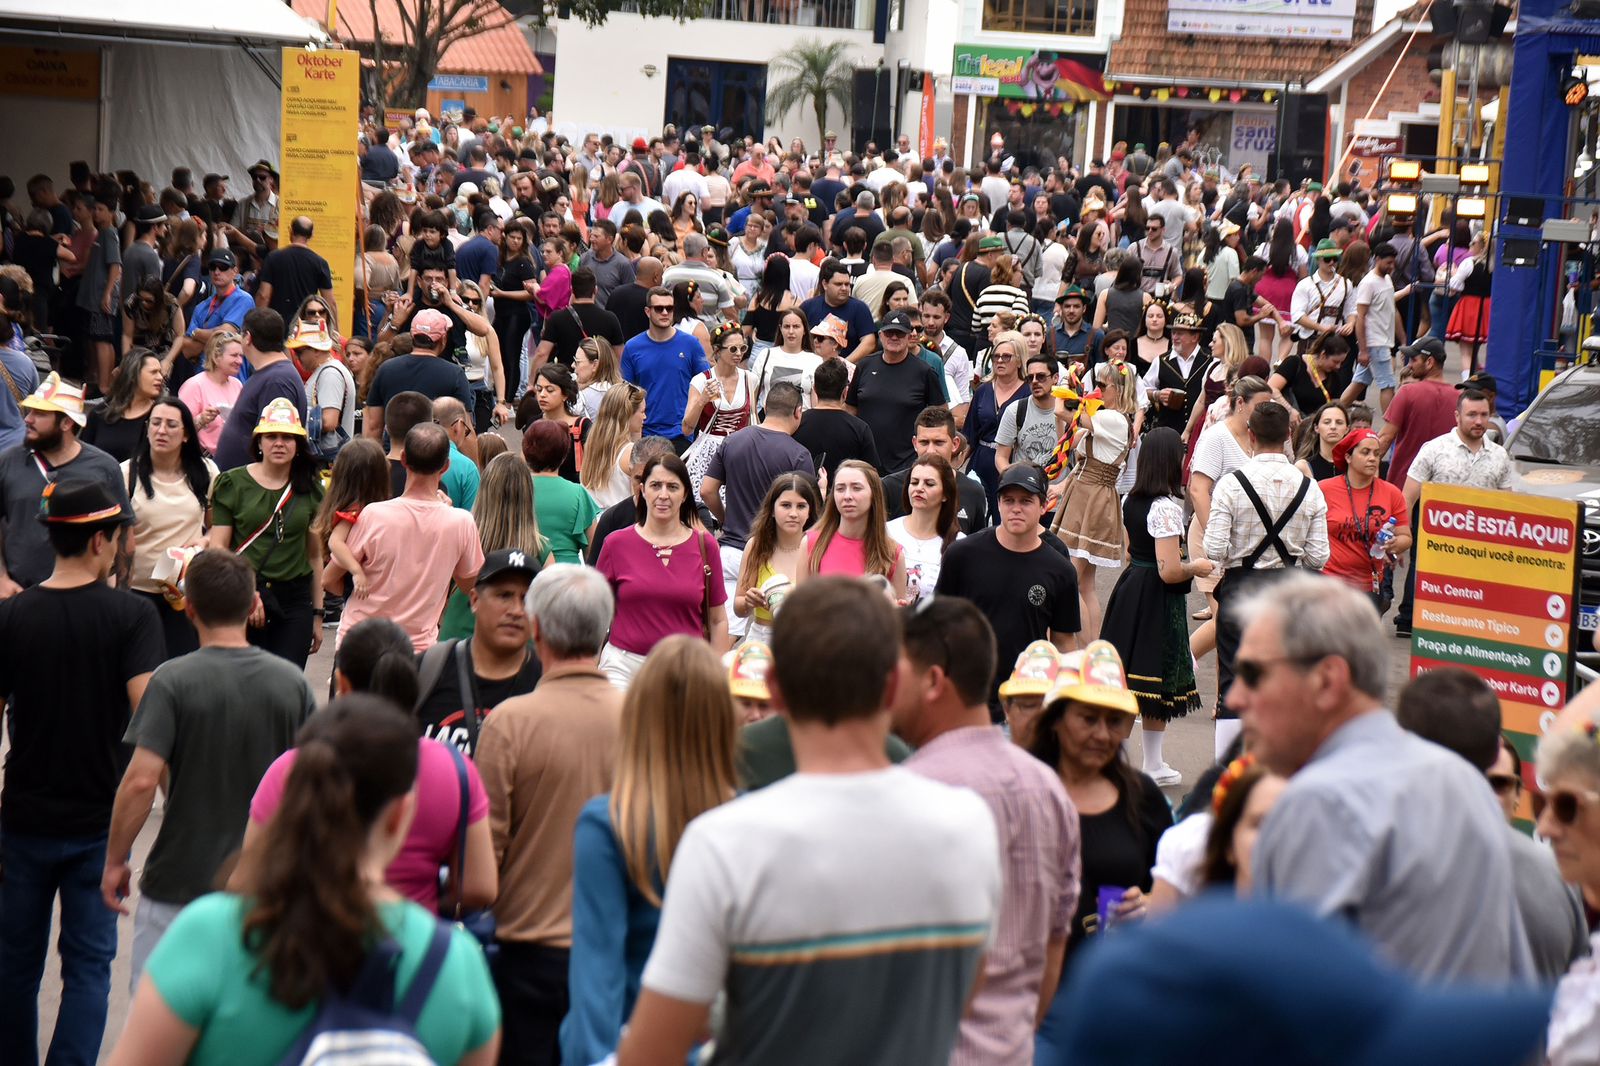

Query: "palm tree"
left=766, top=39, right=854, bottom=150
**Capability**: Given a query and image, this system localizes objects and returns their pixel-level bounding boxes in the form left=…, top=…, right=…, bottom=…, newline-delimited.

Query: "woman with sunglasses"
left=963, top=331, right=1028, bottom=521
left=458, top=280, right=512, bottom=432
left=1025, top=641, right=1172, bottom=963
left=1317, top=427, right=1409, bottom=610
left=288, top=294, right=340, bottom=357
left=680, top=322, right=754, bottom=497
left=208, top=399, right=326, bottom=667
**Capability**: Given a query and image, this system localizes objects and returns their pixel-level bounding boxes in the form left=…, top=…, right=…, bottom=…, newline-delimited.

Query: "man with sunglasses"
left=620, top=286, right=711, bottom=451
left=177, top=249, right=254, bottom=378
left=994, top=353, right=1061, bottom=477
left=1133, top=215, right=1180, bottom=296
left=1397, top=667, right=1586, bottom=982
left=1231, top=573, right=1533, bottom=983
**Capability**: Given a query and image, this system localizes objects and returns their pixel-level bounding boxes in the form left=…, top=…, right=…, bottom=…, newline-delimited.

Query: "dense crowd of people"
left=0, top=111, right=1574, bottom=1066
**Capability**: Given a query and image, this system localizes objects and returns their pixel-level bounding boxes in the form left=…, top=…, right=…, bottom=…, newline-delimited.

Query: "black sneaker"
left=1394, top=620, right=1412, bottom=638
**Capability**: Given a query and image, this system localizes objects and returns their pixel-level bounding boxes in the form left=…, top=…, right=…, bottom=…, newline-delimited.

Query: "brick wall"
left=1344, top=37, right=1439, bottom=123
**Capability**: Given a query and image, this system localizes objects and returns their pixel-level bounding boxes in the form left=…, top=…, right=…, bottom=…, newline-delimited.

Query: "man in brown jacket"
left=475, top=564, right=622, bottom=1066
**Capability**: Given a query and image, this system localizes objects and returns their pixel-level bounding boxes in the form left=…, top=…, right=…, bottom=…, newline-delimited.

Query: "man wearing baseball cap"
left=416, top=548, right=543, bottom=755
left=176, top=248, right=255, bottom=388
left=0, top=373, right=132, bottom=593
left=937, top=463, right=1081, bottom=717
left=363, top=307, right=473, bottom=441
left=0, top=479, right=162, bottom=1065
left=846, top=310, right=948, bottom=474
left=947, top=235, right=1004, bottom=358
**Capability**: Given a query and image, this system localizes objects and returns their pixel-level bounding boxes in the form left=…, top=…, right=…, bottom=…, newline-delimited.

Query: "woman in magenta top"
left=595, top=453, right=729, bottom=687
left=803, top=459, right=906, bottom=599
left=234, top=618, right=498, bottom=911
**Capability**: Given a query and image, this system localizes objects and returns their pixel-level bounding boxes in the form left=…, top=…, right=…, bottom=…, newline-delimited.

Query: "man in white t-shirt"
left=616, top=578, right=1001, bottom=1066
left=1340, top=242, right=1406, bottom=412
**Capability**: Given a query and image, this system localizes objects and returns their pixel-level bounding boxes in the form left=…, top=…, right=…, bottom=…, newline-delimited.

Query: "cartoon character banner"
left=951, top=45, right=1111, bottom=103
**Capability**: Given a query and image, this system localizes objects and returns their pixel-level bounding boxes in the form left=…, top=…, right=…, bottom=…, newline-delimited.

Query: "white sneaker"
left=1149, top=763, right=1183, bottom=787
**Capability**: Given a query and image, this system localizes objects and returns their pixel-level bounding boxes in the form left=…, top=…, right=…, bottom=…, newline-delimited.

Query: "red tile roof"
left=1108, top=0, right=1376, bottom=85
left=291, top=0, right=542, bottom=74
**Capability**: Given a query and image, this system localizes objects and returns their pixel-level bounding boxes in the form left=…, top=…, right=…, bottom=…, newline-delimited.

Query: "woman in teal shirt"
left=523, top=420, right=599, bottom=564
left=108, top=696, right=501, bottom=1066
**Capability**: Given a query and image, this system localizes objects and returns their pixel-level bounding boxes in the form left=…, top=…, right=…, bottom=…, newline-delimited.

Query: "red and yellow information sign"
left=279, top=48, right=360, bottom=335
left=1409, top=484, right=1582, bottom=819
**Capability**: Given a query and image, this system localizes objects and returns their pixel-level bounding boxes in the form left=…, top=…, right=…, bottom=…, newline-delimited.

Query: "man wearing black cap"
left=846, top=311, right=948, bottom=473
left=0, top=480, right=163, bottom=1065
left=122, top=204, right=169, bottom=304
left=415, top=548, right=543, bottom=755
left=176, top=249, right=255, bottom=381
left=937, top=463, right=1081, bottom=716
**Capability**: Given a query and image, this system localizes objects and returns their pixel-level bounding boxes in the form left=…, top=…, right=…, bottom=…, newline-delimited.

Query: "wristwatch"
left=311, top=607, right=326, bottom=617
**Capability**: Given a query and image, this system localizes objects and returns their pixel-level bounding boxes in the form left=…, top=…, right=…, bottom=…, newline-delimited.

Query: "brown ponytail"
left=241, top=694, right=419, bottom=1008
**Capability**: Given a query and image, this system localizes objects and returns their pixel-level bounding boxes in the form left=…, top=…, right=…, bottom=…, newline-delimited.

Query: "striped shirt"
left=642, top=767, right=1001, bottom=1065
left=908, top=726, right=1081, bottom=1066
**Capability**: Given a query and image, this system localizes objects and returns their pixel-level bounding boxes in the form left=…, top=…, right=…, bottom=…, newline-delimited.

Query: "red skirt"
left=1447, top=294, right=1491, bottom=345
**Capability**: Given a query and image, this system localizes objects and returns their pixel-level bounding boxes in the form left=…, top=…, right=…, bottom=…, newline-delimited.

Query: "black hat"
left=246, top=159, right=278, bottom=180
left=205, top=248, right=237, bottom=269
left=202, top=172, right=229, bottom=187
left=38, top=479, right=129, bottom=527
left=746, top=180, right=774, bottom=197
left=1457, top=370, right=1499, bottom=393
left=133, top=204, right=167, bottom=225
left=997, top=464, right=1048, bottom=499
left=477, top=548, right=539, bottom=587
left=1398, top=336, right=1446, bottom=364
left=877, top=310, right=914, bottom=334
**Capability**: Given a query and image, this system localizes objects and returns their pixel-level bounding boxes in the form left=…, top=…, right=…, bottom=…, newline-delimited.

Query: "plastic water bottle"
left=1370, top=517, right=1399, bottom=559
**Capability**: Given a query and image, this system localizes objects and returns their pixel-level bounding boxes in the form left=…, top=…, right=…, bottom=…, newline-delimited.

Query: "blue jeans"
left=0, top=830, right=118, bottom=1066
left=1428, top=289, right=1455, bottom=343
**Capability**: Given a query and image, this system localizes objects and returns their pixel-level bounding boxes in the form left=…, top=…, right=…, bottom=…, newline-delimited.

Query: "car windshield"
left=1511, top=380, right=1600, bottom=466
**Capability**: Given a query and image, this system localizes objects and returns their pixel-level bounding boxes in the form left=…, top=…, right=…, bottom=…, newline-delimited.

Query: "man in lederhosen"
left=1144, top=310, right=1215, bottom=436
left=1289, top=239, right=1354, bottom=354
left=1202, top=401, right=1329, bottom=756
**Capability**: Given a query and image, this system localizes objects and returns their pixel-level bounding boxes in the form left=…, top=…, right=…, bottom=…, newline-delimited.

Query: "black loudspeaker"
left=1505, top=196, right=1545, bottom=227
left=852, top=69, right=892, bottom=154
left=1279, top=93, right=1329, bottom=185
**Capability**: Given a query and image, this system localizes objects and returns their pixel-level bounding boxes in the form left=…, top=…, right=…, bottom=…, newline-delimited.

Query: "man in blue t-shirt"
left=455, top=211, right=502, bottom=294
left=621, top=286, right=711, bottom=449
left=213, top=309, right=309, bottom=470
left=800, top=260, right=878, bottom=363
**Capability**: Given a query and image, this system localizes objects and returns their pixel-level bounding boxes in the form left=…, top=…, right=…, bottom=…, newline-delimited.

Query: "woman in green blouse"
left=208, top=398, right=326, bottom=667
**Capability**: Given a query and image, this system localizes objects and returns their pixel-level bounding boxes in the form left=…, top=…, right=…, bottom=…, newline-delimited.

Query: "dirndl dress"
left=1101, top=494, right=1199, bottom=721
left=682, top=369, right=754, bottom=493
left=1054, top=412, right=1131, bottom=568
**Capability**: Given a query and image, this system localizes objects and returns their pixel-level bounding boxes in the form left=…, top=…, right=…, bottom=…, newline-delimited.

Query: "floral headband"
left=711, top=320, right=743, bottom=345
left=1211, top=754, right=1258, bottom=815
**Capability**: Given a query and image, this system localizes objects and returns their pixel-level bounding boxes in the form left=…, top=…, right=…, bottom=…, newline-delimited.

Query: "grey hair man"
left=1230, top=572, right=1532, bottom=984
left=662, top=232, right=740, bottom=321
left=475, top=561, right=621, bottom=1064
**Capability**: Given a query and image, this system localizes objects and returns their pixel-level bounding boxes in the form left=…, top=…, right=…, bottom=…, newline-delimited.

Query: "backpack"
left=276, top=922, right=453, bottom=1066
left=307, top=362, right=352, bottom=463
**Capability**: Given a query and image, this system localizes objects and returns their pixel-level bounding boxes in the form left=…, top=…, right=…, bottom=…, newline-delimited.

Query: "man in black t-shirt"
left=606, top=257, right=660, bottom=342
left=947, top=240, right=1000, bottom=354
left=415, top=550, right=543, bottom=756
left=845, top=312, right=945, bottom=473
left=534, top=268, right=625, bottom=369
left=936, top=465, right=1079, bottom=718
left=0, top=481, right=163, bottom=1064
left=255, top=216, right=334, bottom=326
left=794, top=349, right=879, bottom=479
left=364, top=309, right=474, bottom=433
left=1224, top=256, right=1275, bottom=354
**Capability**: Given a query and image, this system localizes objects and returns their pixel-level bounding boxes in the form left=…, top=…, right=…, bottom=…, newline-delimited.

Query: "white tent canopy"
left=0, top=2, right=329, bottom=192
left=0, top=0, right=325, bottom=44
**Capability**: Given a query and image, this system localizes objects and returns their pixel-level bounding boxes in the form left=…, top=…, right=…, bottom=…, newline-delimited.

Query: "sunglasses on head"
left=1533, top=787, right=1600, bottom=825
left=1234, top=654, right=1325, bottom=688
